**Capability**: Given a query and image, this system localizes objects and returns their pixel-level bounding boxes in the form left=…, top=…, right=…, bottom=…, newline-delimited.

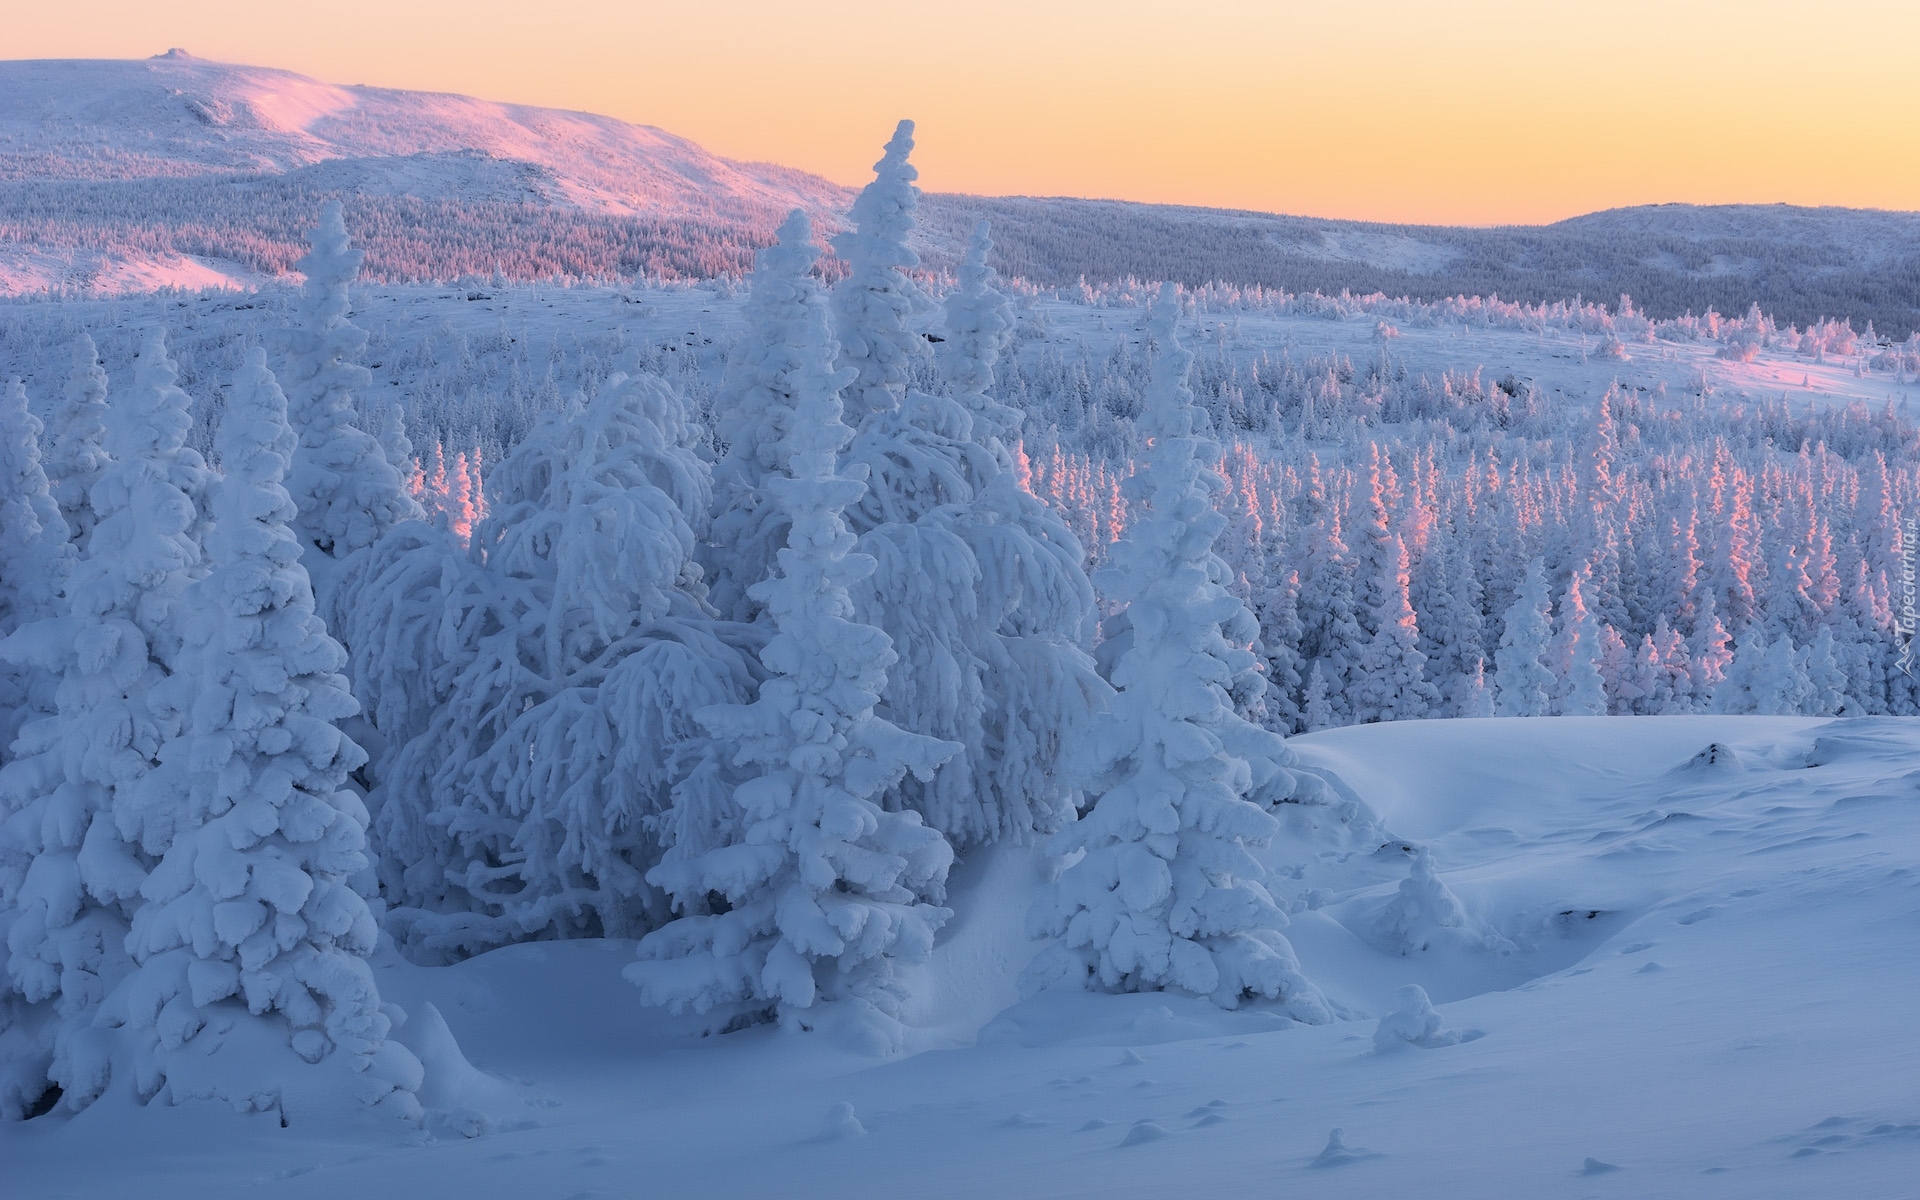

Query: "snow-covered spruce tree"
left=1713, top=626, right=1770, bottom=714
left=629, top=210, right=960, bottom=1035
left=1302, top=661, right=1336, bottom=733
left=1026, top=286, right=1329, bottom=1017
left=1351, top=534, right=1440, bottom=723
left=1805, top=626, right=1851, bottom=716
left=825, top=133, right=1102, bottom=848
left=944, top=226, right=1106, bottom=844
left=0, top=328, right=206, bottom=1117
left=941, top=221, right=1023, bottom=453
left=1758, top=635, right=1813, bottom=715
left=1553, top=569, right=1609, bottom=716
left=704, top=213, right=826, bottom=624
left=377, top=364, right=755, bottom=962
left=832, top=120, right=928, bottom=424
left=44, top=336, right=110, bottom=549
left=1252, top=567, right=1308, bottom=734
left=110, top=348, right=421, bottom=1122
left=0, top=378, right=75, bottom=754
left=282, top=201, right=420, bottom=587
left=0, top=377, right=77, bottom=1116
left=1493, top=557, right=1555, bottom=717
left=1297, top=484, right=1364, bottom=727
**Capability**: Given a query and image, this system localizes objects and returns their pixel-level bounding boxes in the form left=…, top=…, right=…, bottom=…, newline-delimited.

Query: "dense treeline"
left=4, top=167, right=1917, bottom=339
left=0, top=171, right=779, bottom=284
left=916, top=195, right=1920, bottom=339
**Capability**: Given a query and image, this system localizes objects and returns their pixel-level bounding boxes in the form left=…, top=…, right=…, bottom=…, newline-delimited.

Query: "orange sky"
left=9, top=0, right=1918, bottom=224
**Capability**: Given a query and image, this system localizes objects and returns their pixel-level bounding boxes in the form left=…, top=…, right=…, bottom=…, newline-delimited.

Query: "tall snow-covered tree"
left=0, top=376, right=78, bottom=1117
left=629, top=210, right=959, bottom=1035
left=1252, top=567, right=1308, bottom=734
left=111, top=348, right=422, bottom=1121
left=1297, top=483, right=1363, bottom=726
left=923, top=218, right=1105, bottom=845
left=941, top=220, right=1022, bottom=453
left=0, top=377, right=75, bottom=741
left=282, top=202, right=421, bottom=581
left=0, top=328, right=206, bottom=1117
left=827, top=137, right=1103, bottom=848
left=1493, top=558, right=1555, bottom=717
left=1804, top=626, right=1850, bottom=716
left=1027, top=286, right=1328, bottom=1017
left=43, top=336, right=110, bottom=549
left=376, top=364, right=753, bottom=962
left=1352, top=534, right=1440, bottom=723
left=1554, top=569, right=1609, bottom=716
left=832, top=120, right=929, bottom=423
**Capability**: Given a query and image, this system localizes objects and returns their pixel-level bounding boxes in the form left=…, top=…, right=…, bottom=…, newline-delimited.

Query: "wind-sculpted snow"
left=7, top=715, right=1917, bottom=1197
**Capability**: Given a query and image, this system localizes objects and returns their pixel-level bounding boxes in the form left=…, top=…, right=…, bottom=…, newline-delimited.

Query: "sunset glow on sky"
left=10, top=0, right=1918, bottom=225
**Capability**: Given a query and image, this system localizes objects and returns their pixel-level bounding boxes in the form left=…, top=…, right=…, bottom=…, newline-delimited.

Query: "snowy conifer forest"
left=4, top=63, right=1920, bottom=1200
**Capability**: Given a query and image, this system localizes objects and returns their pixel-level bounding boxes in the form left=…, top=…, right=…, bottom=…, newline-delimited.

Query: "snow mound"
left=1371, top=984, right=1480, bottom=1052
left=1311, top=1127, right=1381, bottom=1167
left=817, top=1101, right=866, bottom=1141
left=1371, top=848, right=1514, bottom=957
left=390, top=1002, right=522, bottom=1138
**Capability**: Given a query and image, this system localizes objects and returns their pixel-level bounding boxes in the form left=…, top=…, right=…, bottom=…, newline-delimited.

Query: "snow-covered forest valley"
left=4, top=97, right=1920, bottom=1199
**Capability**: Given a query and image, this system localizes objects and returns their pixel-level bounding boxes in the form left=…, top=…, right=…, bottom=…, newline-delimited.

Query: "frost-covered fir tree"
left=1297, top=479, right=1364, bottom=726
left=941, top=221, right=1022, bottom=452
left=1758, top=635, right=1814, bottom=715
left=1554, top=570, right=1609, bottom=716
left=1352, top=534, right=1440, bottom=723
left=1027, top=286, right=1328, bottom=1017
left=1805, top=626, right=1851, bottom=716
left=44, top=336, right=110, bottom=548
left=832, top=120, right=929, bottom=423
left=925, top=219, right=1105, bottom=844
left=282, top=202, right=420, bottom=581
left=376, top=364, right=754, bottom=961
left=0, top=377, right=78, bottom=1116
left=702, top=212, right=817, bottom=625
left=1459, top=657, right=1496, bottom=717
left=0, top=378, right=75, bottom=749
left=1302, top=660, right=1335, bottom=732
left=827, top=135, right=1101, bottom=848
left=1253, top=568, right=1308, bottom=734
left=0, top=328, right=206, bottom=1116
left=1493, top=558, right=1555, bottom=717
left=629, top=211, right=959, bottom=1034
left=112, top=349, right=421, bottom=1121
left=1714, top=626, right=1769, bottom=714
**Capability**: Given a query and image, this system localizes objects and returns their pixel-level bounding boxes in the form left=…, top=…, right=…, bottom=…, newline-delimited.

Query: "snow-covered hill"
left=0, top=51, right=853, bottom=292
left=0, top=51, right=851, bottom=219
left=7, top=715, right=1917, bottom=1198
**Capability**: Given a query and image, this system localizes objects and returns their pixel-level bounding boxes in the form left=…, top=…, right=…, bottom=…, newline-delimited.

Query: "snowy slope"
left=0, top=51, right=851, bottom=220
left=5, top=715, right=1916, bottom=1198
left=0, top=52, right=855, bottom=291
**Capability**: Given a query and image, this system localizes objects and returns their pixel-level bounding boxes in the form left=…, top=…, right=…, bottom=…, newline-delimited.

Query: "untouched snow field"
left=1, top=281, right=1913, bottom=445
left=5, top=714, right=1917, bottom=1199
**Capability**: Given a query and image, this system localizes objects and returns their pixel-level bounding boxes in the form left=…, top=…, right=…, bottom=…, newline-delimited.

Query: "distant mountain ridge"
left=0, top=51, right=852, bottom=216
left=915, top=196, right=1920, bottom=337
left=1, top=52, right=1915, bottom=334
